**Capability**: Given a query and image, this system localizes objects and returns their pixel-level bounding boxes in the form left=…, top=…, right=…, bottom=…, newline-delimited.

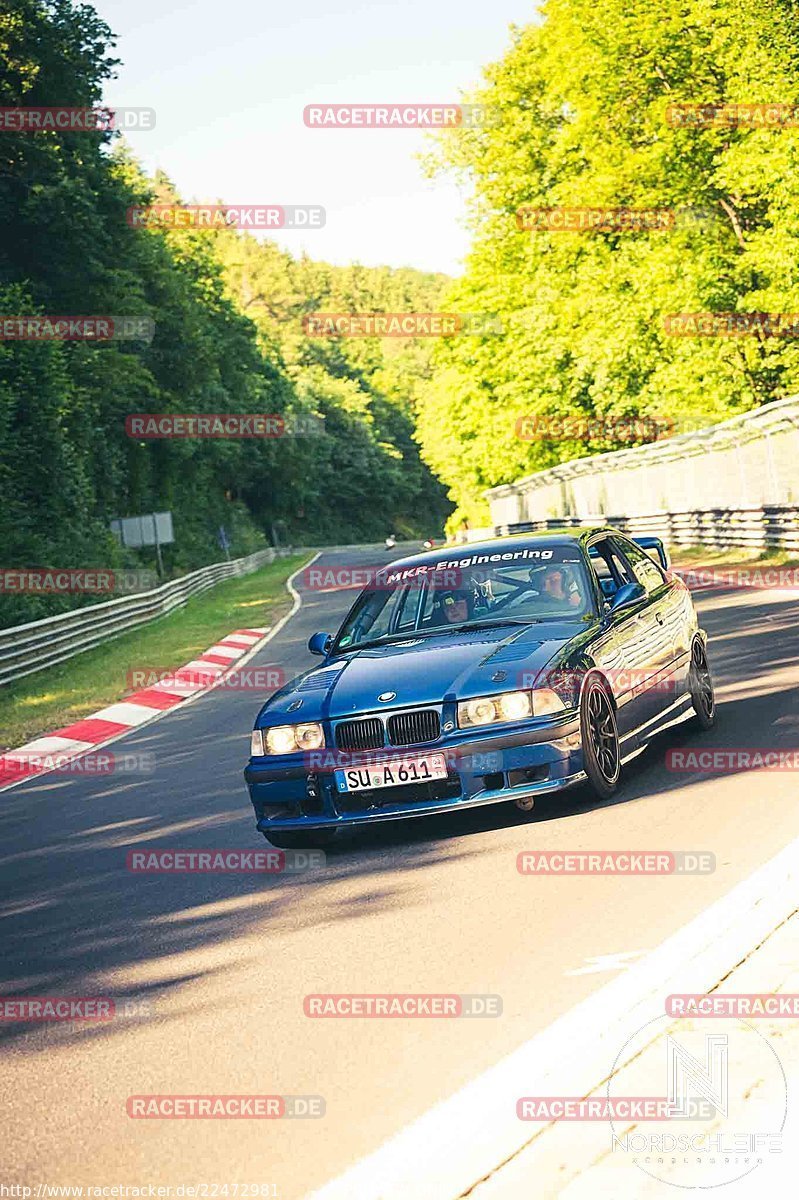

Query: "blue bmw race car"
left=244, top=528, right=715, bottom=847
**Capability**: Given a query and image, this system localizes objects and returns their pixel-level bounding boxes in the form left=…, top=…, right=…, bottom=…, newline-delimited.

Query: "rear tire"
left=689, top=637, right=716, bottom=730
left=264, top=829, right=336, bottom=850
left=580, top=675, right=621, bottom=801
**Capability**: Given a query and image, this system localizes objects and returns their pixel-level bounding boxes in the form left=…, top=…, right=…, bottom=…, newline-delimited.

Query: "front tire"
left=580, top=675, right=621, bottom=801
left=689, top=637, right=716, bottom=730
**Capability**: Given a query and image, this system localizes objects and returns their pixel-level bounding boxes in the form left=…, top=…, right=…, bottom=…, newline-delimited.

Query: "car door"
left=586, top=535, right=663, bottom=736
left=613, top=534, right=691, bottom=705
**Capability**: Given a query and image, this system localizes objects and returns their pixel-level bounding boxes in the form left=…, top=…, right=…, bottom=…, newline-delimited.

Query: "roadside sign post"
left=110, top=510, right=174, bottom=579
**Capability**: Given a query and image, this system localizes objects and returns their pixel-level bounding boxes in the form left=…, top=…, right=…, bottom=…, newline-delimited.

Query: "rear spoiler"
left=633, top=536, right=669, bottom=570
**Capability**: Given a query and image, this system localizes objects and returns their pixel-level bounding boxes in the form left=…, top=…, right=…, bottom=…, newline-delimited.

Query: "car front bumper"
left=244, top=714, right=586, bottom=834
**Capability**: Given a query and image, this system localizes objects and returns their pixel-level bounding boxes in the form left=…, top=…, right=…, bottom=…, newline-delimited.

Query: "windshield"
left=334, top=544, right=596, bottom=650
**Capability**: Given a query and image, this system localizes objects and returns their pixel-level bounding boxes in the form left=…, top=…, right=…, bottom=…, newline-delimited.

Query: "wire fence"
left=485, top=396, right=799, bottom=529
left=485, top=506, right=799, bottom=553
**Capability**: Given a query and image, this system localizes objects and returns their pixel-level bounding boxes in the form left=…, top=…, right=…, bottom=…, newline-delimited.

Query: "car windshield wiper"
left=333, top=627, right=453, bottom=653
left=446, top=618, right=539, bottom=633
left=334, top=617, right=547, bottom=652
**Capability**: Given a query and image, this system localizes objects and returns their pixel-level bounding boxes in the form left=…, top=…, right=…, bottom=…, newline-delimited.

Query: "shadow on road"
left=0, top=579, right=796, bottom=1047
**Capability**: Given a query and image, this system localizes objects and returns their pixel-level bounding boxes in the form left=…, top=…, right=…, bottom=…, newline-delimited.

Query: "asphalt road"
left=1, top=544, right=798, bottom=1198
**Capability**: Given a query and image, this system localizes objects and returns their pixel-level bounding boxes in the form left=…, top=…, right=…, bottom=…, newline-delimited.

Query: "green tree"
left=0, top=1, right=452, bottom=626
left=420, top=0, right=799, bottom=527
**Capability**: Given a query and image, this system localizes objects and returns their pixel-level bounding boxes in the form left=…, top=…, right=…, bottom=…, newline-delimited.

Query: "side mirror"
left=308, top=631, right=333, bottom=656
left=610, top=581, right=646, bottom=612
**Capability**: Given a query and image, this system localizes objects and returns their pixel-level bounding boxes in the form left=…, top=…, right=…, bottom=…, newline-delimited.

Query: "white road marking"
left=307, top=834, right=799, bottom=1200
left=92, top=701, right=165, bottom=726
left=5, top=735, right=95, bottom=758
left=0, top=553, right=320, bottom=794
left=565, top=950, right=648, bottom=976
left=181, top=659, right=225, bottom=674
left=150, top=679, right=204, bottom=695
left=201, top=645, right=241, bottom=660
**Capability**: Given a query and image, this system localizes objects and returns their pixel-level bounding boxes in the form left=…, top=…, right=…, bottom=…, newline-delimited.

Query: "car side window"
left=614, top=537, right=666, bottom=594
left=393, top=578, right=427, bottom=632
left=589, top=538, right=634, bottom=603
left=343, top=580, right=421, bottom=645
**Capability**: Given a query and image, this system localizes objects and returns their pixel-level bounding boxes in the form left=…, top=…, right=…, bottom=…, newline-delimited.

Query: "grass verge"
left=0, top=553, right=310, bottom=752
left=669, top=544, right=799, bottom=569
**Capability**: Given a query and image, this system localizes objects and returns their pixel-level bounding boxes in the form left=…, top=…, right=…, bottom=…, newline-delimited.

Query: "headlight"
left=295, top=722, right=325, bottom=750
left=250, top=728, right=264, bottom=756
left=497, top=691, right=533, bottom=721
left=463, top=697, right=498, bottom=726
left=533, top=688, right=566, bottom=716
left=458, top=690, right=532, bottom=728
left=263, top=722, right=325, bottom=755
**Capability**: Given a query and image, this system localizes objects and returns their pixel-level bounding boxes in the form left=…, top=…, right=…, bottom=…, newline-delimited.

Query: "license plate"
left=334, top=753, right=448, bottom=793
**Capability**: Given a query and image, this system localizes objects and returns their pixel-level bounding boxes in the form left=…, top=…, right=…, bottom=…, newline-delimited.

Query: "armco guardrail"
left=479, top=505, right=799, bottom=552
left=0, top=547, right=293, bottom=689
left=485, top=396, right=799, bottom=527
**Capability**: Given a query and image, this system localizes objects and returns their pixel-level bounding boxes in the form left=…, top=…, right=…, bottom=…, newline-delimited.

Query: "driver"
left=437, top=588, right=473, bottom=625
left=539, top=564, right=583, bottom=609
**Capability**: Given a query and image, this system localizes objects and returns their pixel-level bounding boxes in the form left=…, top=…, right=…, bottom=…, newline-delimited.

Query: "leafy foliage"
left=419, top=0, right=799, bottom=528
left=216, top=235, right=453, bottom=543
left=0, top=1, right=451, bottom=626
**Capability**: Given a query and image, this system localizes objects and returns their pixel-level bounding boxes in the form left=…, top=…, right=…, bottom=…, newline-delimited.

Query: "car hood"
left=259, top=623, right=582, bottom=724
